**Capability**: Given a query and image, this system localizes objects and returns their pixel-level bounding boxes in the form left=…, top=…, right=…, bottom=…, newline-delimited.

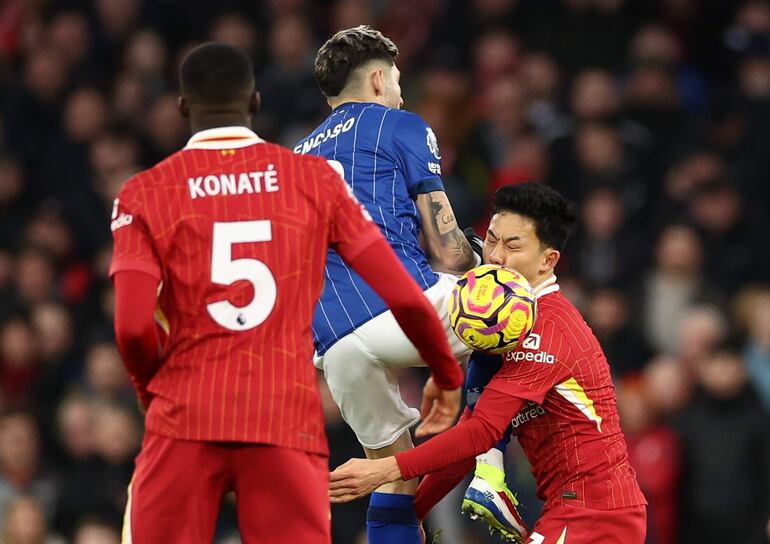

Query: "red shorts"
left=122, top=430, right=330, bottom=544
left=526, top=503, right=647, bottom=544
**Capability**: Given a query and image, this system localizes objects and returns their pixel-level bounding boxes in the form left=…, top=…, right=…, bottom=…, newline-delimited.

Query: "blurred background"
left=0, top=0, right=768, bottom=542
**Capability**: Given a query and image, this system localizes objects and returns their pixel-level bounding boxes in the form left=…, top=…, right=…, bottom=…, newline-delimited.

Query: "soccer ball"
left=449, top=265, right=536, bottom=354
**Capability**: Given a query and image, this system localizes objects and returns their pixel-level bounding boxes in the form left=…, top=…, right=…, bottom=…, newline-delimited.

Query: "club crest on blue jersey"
left=426, top=127, right=441, bottom=160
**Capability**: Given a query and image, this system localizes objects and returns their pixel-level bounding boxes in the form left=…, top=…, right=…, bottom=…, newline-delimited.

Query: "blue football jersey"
left=295, top=102, right=444, bottom=354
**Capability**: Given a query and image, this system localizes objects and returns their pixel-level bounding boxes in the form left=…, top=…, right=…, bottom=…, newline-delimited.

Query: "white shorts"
left=314, top=273, right=471, bottom=449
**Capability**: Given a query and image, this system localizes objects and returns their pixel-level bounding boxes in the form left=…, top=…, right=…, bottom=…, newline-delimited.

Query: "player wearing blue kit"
left=296, top=26, right=478, bottom=543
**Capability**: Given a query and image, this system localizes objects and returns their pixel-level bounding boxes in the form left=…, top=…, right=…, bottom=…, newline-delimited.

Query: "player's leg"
left=123, top=430, right=229, bottom=544
left=232, top=444, right=330, bottom=544
left=322, top=331, right=423, bottom=543
left=353, top=273, right=471, bottom=368
left=323, top=273, right=469, bottom=544
left=362, top=431, right=423, bottom=543
left=462, top=354, right=528, bottom=542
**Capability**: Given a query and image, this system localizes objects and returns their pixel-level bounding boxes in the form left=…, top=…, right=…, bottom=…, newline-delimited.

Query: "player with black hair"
left=330, top=183, right=648, bottom=544
left=177, top=42, right=259, bottom=129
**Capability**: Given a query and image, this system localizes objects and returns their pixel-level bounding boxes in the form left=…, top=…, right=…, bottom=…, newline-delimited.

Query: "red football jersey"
left=109, top=127, right=382, bottom=454
left=487, top=276, right=646, bottom=509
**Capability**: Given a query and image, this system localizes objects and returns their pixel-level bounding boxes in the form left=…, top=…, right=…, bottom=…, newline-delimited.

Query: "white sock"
left=475, top=448, right=504, bottom=471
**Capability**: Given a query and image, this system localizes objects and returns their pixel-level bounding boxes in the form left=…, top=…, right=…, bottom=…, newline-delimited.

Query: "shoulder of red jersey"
left=536, top=291, right=578, bottom=321
left=115, top=167, right=153, bottom=202
left=118, top=152, right=181, bottom=196
left=504, top=279, right=590, bottom=360
left=532, top=290, right=598, bottom=357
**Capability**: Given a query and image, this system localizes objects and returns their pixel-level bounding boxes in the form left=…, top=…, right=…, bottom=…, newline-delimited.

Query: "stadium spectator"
left=208, top=13, right=260, bottom=61
left=687, top=180, right=770, bottom=292
left=72, top=516, right=120, bottom=544
left=643, top=224, right=708, bottom=354
left=519, top=52, right=565, bottom=143
left=0, top=317, right=38, bottom=407
left=676, top=305, right=729, bottom=371
left=585, top=287, right=652, bottom=379
left=257, top=14, right=324, bottom=144
left=0, top=155, right=25, bottom=251
left=0, top=412, right=57, bottom=532
left=617, top=381, right=680, bottom=544
left=675, top=346, right=770, bottom=544
left=569, top=187, right=646, bottom=288
left=52, top=397, right=117, bottom=538
left=2, top=495, right=63, bottom=544
left=643, top=355, right=693, bottom=417
left=734, top=286, right=770, bottom=412
left=82, top=342, right=131, bottom=406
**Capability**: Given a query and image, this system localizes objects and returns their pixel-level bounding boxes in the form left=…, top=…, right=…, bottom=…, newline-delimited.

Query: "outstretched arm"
left=416, top=191, right=479, bottom=275
left=330, top=388, right=523, bottom=502
left=413, top=407, right=476, bottom=519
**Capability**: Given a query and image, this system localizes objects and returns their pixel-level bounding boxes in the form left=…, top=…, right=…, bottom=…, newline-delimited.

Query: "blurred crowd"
left=0, top=0, right=768, bottom=543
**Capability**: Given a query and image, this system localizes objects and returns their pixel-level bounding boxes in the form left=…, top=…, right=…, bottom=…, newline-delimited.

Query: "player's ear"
left=250, top=92, right=261, bottom=115
left=541, top=248, right=560, bottom=274
left=371, top=68, right=385, bottom=97
left=178, top=96, right=189, bottom=118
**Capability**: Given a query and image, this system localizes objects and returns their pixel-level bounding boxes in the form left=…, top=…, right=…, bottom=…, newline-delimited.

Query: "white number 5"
left=528, top=533, right=546, bottom=544
left=207, top=221, right=277, bottom=331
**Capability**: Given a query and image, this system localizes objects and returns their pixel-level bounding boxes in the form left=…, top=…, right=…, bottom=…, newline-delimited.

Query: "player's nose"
left=487, top=247, right=504, bottom=266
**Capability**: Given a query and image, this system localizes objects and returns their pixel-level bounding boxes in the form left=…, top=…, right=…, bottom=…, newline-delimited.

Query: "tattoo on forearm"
left=430, top=193, right=456, bottom=235
left=428, top=193, right=475, bottom=272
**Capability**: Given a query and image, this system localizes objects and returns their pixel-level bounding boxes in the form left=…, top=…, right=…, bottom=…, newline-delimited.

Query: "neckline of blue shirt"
left=331, top=101, right=385, bottom=113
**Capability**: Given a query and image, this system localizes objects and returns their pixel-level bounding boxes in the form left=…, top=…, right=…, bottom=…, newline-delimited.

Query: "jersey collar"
left=184, top=126, right=265, bottom=150
left=533, top=275, right=560, bottom=299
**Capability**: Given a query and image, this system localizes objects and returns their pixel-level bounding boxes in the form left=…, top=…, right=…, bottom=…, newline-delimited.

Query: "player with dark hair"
left=110, top=42, right=463, bottom=543
left=295, top=26, right=478, bottom=544
left=313, top=25, right=400, bottom=99
left=330, top=183, right=648, bottom=544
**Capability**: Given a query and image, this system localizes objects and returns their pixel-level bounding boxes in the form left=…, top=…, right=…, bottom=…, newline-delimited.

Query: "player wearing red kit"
left=110, top=43, right=463, bottom=544
left=330, top=184, right=647, bottom=544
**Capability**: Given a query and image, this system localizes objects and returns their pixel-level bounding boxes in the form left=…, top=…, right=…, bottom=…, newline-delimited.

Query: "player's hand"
left=329, top=457, right=402, bottom=503
left=416, top=377, right=461, bottom=437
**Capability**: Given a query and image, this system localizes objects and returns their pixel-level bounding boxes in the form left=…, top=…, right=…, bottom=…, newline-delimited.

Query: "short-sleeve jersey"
left=295, top=103, right=443, bottom=353
left=110, top=127, right=382, bottom=454
left=486, top=277, right=646, bottom=509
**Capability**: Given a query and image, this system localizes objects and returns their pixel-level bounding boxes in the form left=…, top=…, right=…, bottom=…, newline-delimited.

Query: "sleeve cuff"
left=432, top=363, right=465, bottom=390
left=411, top=178, right=445, bottom=197
left=395, top=452, right=416, bottom=481
left=109, top=259, right=161, bottom=280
